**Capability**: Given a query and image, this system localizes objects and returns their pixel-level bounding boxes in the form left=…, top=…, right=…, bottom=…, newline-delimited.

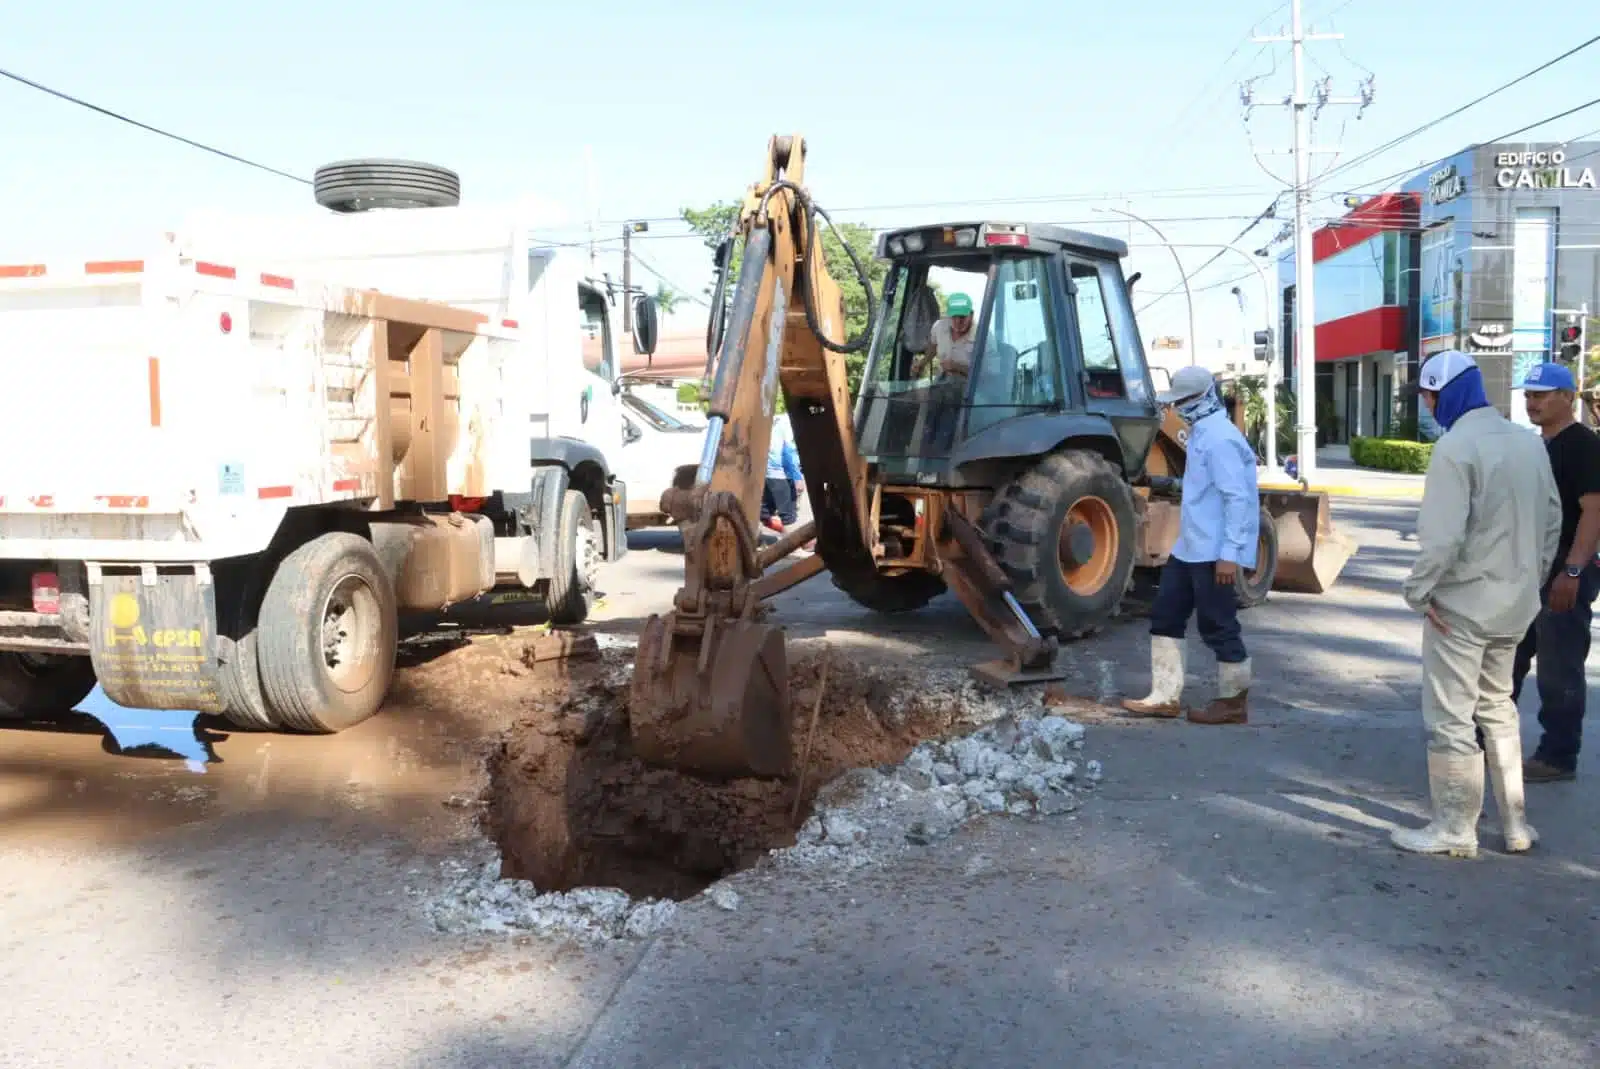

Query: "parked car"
left=617, top=388, right=706, bottom=531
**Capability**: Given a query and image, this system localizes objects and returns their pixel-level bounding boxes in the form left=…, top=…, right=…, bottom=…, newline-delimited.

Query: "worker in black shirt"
left=1511, top=361, right=1600, bottom=782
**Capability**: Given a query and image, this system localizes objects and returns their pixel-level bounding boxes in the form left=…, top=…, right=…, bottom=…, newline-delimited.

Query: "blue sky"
left=3, top=1, right=1597, bottom=346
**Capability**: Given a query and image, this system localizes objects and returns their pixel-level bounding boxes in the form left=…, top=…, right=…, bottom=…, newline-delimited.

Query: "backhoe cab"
left=841, top=221, right=1161, bottom=639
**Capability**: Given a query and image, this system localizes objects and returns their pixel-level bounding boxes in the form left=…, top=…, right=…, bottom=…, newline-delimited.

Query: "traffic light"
left=1558, top=317, right=1585, bottom=364
left=1253, top=328, right=1274, bottom=362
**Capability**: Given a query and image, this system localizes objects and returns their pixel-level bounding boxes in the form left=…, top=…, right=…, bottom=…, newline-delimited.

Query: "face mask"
left=1174, top=386, right=1224, bottom=425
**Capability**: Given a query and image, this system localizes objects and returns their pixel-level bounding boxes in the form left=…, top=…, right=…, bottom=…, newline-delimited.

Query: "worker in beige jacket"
left=1396, top=350, right=1562, bottom=859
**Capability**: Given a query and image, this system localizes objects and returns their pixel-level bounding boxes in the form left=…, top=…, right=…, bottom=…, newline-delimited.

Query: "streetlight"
left=1093, top=207, right=1197, bottom=367
left=1126, top=241, right=1285, bottom=476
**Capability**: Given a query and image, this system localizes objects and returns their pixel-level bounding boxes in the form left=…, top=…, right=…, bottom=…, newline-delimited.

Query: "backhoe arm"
left=662, top=133, right=878, bottom=578
left=631, top=134, right=879, bottom=780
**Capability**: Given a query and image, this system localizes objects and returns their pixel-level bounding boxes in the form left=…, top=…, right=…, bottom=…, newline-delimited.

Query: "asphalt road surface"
left=1, top=499, right=1595, bottom=1068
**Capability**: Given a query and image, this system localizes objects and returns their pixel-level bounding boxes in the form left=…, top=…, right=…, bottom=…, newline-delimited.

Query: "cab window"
left=1066, top=261, right=1126, bottom=400
left=579, top=286, right=616, bottom=383
left=966, top=256, right=1064, bottom=435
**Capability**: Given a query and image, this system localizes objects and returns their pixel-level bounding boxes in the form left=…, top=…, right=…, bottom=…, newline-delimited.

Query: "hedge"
left=1350, top=435, right=1433, bottom=474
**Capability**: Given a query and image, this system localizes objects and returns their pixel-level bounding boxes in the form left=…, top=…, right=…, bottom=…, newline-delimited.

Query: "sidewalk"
left=1258, top=445, right=1425, bottom=500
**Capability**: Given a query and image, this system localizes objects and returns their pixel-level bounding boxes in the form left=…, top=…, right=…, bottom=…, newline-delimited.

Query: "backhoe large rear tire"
left=831, top=569, right=947, bottom=615
left=980, top=449, right=1137, bottom=639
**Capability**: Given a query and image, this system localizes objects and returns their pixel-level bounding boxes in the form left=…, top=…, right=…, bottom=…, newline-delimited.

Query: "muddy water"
left=0, top=626, right=590, bottom=849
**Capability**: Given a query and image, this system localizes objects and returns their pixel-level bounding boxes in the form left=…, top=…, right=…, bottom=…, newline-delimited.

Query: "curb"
left=1258, top=481, right=1423, bottom=500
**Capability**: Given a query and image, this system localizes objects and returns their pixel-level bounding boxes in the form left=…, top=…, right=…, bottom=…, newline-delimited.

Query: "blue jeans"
left=1510, top=564, right=1598, bottom=771
left=1150, top=556, right=1247, bottom=663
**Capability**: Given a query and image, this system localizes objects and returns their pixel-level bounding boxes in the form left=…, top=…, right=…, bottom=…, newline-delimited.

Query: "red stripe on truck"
left=260, top=272, right=294, bottom=290
left=86, top=260, right=144, bottom=275
left=331, top=478, right=361, bottom=492
left=501, top=319, right=519, bottom=329
left=0, top=264, right=46, bottom=279
left=257, top=485, right=293, bottom=500
left=95, top=496, right=151, bottom=508
left=195, top=262, right=237, bottom=280
left=28, top=495, right=54, bottom=508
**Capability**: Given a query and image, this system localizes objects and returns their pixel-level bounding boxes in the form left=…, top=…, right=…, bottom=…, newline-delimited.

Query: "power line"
left=1318, top=36, right=1600, bottom=184
left=0, top=64, right=309, bottom=185
left=627, top=248, right=709, bottom=307
left=1341, top=99, right=1600, bottom=197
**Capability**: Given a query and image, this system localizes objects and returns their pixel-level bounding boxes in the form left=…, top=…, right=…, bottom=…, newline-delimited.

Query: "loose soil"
left=484, top=635, right=986, bottom=901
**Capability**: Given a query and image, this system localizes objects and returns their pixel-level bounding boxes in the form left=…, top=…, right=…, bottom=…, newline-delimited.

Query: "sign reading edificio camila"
left=1494, top=149, right=1597, bottom=191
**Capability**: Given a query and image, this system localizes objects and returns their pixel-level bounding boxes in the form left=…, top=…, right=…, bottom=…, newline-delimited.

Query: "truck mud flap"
left=86, top=562, right=225, bottom=713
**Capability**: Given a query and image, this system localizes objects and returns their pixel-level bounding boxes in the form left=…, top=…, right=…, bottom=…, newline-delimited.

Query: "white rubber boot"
left=1482, top=726, right=1538, bottom=853
left=1120, top=636, right=1184, bottom=718
left=1391, top=751, right=1483, bottom=859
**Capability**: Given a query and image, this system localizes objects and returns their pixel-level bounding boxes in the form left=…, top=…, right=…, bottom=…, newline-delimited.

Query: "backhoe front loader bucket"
left=1261, top=489, right=1358, bottom=594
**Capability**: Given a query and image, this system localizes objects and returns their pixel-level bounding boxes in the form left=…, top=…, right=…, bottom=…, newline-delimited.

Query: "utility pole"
left=622, top=220, right=648, bottom=332
left=1250, top=0, right=1373, bottom=483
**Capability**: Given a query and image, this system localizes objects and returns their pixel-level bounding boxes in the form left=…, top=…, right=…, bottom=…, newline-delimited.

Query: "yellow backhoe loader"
left=628, top=135, right=1356, bottom=780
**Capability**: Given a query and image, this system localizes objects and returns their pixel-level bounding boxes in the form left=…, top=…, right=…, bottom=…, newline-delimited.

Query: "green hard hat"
left=947, top=292, right=973, bottom=317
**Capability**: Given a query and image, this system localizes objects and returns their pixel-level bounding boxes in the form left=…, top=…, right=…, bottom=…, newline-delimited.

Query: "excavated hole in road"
left=483, top=637, right=975, bottom=901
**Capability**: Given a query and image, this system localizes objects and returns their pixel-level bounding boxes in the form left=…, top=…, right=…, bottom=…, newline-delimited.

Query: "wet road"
left=1, top=500, right=1595, bottom=1068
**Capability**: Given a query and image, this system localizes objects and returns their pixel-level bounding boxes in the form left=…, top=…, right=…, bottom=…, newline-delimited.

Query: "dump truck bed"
left=0, top=235, right=547, bottom=562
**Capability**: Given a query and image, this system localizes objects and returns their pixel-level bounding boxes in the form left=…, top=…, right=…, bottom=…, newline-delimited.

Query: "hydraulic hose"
left=756, top=179, right=876, bottom=356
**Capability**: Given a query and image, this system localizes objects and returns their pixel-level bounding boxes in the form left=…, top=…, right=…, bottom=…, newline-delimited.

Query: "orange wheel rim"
left=1058, top=495, right=1119, bottom=596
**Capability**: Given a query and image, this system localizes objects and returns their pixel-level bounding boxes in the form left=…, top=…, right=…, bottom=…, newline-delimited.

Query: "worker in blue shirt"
left=1121, top=364, right=1260, bottom=725
left=761, top=413, right=805, bottom=534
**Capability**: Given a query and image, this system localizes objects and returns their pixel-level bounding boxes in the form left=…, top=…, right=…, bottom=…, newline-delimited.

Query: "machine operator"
left=909, top=291, right=977, bottom=450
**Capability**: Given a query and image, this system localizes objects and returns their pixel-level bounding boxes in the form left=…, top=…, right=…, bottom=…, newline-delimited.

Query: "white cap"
left=1417, top=349, right=1477, bottom=393
left=1156, top=364, right=1216, bottom=404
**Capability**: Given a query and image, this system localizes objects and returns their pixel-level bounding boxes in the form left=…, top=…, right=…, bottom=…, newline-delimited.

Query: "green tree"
left=653, top=282, right=685, bottom=315
left=680, top=199, right=886, bottom=398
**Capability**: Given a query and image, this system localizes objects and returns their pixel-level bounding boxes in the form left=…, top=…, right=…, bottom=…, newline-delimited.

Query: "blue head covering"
left=1419, top=350, right=1491, bottom=431
left=1434, top=365, right=1491, bottom=430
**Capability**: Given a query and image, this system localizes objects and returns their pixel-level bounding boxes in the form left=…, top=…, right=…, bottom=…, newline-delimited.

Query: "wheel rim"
left=1057, top=495, right=1120, bottom=596
left=320, top=573, right=382, bottom=695
left=575, top=522, right=600, bottom=593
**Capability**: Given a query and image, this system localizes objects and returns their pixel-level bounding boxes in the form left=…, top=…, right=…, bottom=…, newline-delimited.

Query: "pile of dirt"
left=482, top=635, right=1046, bottom=902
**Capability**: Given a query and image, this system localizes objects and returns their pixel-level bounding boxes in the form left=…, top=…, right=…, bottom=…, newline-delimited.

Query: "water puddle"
left=72, top=685, right=216, bottom=772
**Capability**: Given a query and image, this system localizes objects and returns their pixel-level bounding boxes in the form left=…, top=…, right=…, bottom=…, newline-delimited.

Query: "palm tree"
left=653, top=282, right=684, bottom=315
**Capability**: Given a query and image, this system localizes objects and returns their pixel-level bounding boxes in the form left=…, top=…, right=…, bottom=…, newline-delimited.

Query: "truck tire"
left=0, top=652, right=97, bottom=719
left=831, top=569, right=946, bottom=614
left=546, top=489, right=600, bottom=625
left=257, top=532, right=398, bottom=733
left=980, top=449, right=1137, bottom=640
left=313, top=160, right=461, bottom=213
left=214, top=562, right=278, bottom=731
left=1235, top=505, right=1279, bottom=609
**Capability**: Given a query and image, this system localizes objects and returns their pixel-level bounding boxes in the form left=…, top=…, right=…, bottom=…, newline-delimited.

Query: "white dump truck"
left=0, top=159, right=657, bottom=733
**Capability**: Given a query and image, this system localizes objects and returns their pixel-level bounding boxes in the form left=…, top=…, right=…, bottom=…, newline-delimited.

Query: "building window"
left=1419, top=223, right=1459, bottom=342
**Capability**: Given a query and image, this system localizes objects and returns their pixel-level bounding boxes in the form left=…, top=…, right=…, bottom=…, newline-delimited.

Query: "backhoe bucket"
left=628, top=612, right=793, bottom=780
left=1262, top=489, right=1358, bottom=595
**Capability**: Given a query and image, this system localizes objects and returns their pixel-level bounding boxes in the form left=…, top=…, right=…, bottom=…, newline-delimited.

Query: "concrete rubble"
left=773, top=710, right=1099, bottom=871
left=421, top=853, right=679, bottom=943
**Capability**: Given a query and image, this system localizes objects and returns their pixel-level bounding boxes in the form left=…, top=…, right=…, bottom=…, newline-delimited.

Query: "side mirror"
left=622, top=418, right=643, bottom=444
left=632, top=296, right=659, bottom=357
